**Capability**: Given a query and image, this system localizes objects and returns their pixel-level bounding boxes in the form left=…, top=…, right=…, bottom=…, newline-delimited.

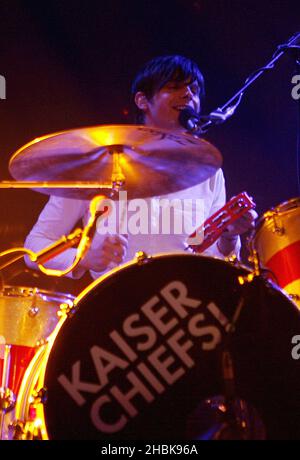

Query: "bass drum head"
left=42, top=254, right=300, bottom=440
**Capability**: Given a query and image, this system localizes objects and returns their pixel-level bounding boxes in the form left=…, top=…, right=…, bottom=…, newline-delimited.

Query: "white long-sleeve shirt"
left=25, top=169, right=240, bottom=280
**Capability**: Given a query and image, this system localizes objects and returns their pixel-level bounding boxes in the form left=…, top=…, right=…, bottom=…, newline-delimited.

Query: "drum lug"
left=58, top=301, right=75, bottom=318
left=135, top=251, right=152, bottom=265
left=28, top=306, right=40, bottom=317
left=10, top=418, right=43, bottom=440
left=270, top=212, right=285, bottom=235
left=32, top=387, right=48, bottom=405
left=238, top=248, right=262, bottom=285
left=35, top=338, right=49, bottom=347
left=272, top=225, right=285, bottom=236
left=9, top=420, right=25, bottom=440
left=0, top=387, right=16, bottom=412
left=224, top=254, right=239, bottom=265
left=10, top=388, right=48, bottom=440
left=28, top=289, right=40, bottom=317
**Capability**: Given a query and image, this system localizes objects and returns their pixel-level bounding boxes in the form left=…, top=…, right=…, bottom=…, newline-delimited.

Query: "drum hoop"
left=252, top=197, right=300, bottom=237
left=274, top=196, right=300, bottom=213
left=0, top=285, right=75, bottom=304
left=74, top=251, right=250, bottom=307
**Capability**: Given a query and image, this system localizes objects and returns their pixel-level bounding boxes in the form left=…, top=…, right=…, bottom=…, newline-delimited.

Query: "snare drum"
left=0, top=286, right=74, bottom=439
left=15, top=254, right=300, bottom=440
left=251, top=197, right=300, bottom=307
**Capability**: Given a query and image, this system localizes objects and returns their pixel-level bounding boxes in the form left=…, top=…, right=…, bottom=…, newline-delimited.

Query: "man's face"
left=142, top=80, right=201, bottom=131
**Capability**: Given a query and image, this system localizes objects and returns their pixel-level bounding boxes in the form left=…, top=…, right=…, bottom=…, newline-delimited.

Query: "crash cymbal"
left=9, top=124, right=222, bottom=199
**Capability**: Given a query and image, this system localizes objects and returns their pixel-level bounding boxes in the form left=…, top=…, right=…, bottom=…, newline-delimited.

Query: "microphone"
left=178, top=107, right=202, bottom=133
left=179, top=105, right=237, bottom=134
left=76, top=196, right=111, bottom=261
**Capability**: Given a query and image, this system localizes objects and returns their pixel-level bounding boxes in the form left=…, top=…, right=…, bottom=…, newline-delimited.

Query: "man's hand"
left=224, top=208, right=258, bottom=238
left=218, top=208, right=258, bottom=256
left=76, top=234, right=128, bottom=273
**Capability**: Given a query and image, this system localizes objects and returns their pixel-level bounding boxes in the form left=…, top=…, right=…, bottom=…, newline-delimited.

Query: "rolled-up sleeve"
left=24, top=196, right=87, bottom=279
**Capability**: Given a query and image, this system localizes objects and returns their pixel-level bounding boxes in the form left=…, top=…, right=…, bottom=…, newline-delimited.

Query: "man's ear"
left=134, top=91, right=149, bottom=111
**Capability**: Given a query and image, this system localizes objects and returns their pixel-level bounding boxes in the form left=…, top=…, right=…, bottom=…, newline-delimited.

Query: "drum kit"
left=0, top=124, right=299, bottom=440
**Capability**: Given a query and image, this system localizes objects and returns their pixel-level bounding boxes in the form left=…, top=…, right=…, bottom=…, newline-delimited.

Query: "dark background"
left=0, top=0, right=299, bottom=269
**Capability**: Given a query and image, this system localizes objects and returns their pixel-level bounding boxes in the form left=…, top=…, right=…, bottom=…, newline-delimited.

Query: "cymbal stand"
left=0, top=149, right=127, bottom=278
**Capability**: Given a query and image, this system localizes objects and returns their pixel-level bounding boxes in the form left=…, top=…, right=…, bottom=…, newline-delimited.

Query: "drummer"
left=24, top=55, right=257, bottom=280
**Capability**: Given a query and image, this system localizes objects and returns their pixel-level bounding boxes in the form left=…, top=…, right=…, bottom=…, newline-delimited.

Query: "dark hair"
left=131, top=55, right=205, bottom=123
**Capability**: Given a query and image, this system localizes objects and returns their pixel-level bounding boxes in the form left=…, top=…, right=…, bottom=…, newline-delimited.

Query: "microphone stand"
left=187, top=281, right=266, bottom=440
left=196, top=31, right=300, bottom=134
left=0, top=194, right=109, bottom=280
left=292, top=42, right=300, bottom=194
left=209, top=293, right=250, bottom=440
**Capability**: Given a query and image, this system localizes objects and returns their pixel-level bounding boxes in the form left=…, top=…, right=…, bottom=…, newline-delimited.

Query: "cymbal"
left=9, top=124, right=222, bottom=199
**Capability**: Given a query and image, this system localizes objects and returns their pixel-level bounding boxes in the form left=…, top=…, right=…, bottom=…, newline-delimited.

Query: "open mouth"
left=173, top=105, right=193, bottom=111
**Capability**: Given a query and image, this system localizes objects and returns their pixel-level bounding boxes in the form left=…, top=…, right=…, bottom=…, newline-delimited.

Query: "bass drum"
left=16, top=254, right=300, bottom=440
